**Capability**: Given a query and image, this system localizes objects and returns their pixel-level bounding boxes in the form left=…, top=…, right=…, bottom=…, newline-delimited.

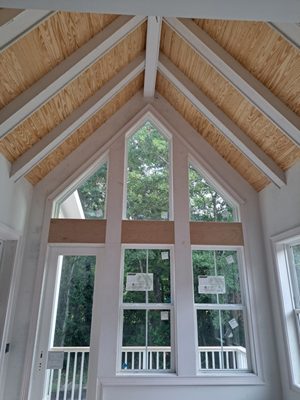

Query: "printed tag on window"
left=161, top=251, right=169, bottom=260
left=161, top=311, right=169, bottom=321
left=228, top=318, right=239, bottom=329
left=198, top=275, right=226, bottom=294
left=47, top=351, right=64, bottom=369
left=226, top=255, right=235, bottom=264
left=126, top=273, right=153, bottom=291
left=161, top=211, right=168, bottom=220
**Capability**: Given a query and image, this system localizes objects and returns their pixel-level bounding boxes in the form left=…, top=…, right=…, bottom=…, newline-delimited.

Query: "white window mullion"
left=97, top=135, right=125, bottom=379
left=173, top=136, right=197, bottom=376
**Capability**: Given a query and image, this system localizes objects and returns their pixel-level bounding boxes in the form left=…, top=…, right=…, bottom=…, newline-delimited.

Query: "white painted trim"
left=144, top=16, right=162, bottom=97
left=0, top=9, right=56, bottom=53
left=0, top=221, right=21, bottom=240
left=268, top=22, right=300, bottom=50
left=10, top=54, right=145, bottom=181
left=0, top=15, right=146, bottom=139
left=0, top=0, right=300, bottom=21
left=164, top=18, right=300, bottom=147
left=158, top=54, right=286, bottom=188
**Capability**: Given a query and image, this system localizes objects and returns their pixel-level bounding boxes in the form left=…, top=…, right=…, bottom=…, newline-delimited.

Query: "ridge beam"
left=0, top=9, right=55, bottom=53
left=0, top=15, right=146, bottom=139
left=164, top=17, right=300, bottom=147
left=10, top=53, right=145, bottom=182
left=158, top=53, right=286, bottom=188
left=144, top=16, right=162, bottom=97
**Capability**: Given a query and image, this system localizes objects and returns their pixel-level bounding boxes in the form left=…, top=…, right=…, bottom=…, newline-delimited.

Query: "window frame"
left=272, top=227, right=300, bottom=391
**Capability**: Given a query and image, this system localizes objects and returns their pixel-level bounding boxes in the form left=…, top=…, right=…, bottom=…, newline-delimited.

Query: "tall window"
left=126, top=122, right=170, bottom=220
left=193, top=249, right=248, bottom=371
left=120, top=248, right=173, bottom=371
left=288, top=243, right=300, bottom=337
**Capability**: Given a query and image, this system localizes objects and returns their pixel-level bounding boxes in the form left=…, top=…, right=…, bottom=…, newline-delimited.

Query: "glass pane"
left=126, top=121, right=170, bottom=220
left=57, top=163, right=107, bottom=219
left=291, top=244, right=300, bottom=307
left=45, top=255, right=96, bottom=399
left=123, top=249, right=171, bottom=304
left=189, top=164, right=234, bottom=222
left=193, top=250, right=241, bottom=305
left=197, top=309, right=248, bottom=370
left=121, top=310, right=171, bottom=371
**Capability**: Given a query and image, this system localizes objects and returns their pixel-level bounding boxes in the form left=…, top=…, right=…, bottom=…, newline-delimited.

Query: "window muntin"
left=126, top=121, right=170, bottom=221
left=193, top=249, right=249, bottom=371
left=120, top=248, right=173, bottom=372
left=56, top=163, right=107, bottom=219
left=189, top=164, right=235, bottom=222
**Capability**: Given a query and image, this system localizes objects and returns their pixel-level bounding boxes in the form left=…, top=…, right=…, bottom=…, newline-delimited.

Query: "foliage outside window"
left=126, top=122, right=170, bottom=220
left=193, top=249, right=248, bottom=371
left=57, top=163, right=107, bottom=219
left=120, top=248, right=173, bottom=371
left=189, top=164, right=235, bottom=222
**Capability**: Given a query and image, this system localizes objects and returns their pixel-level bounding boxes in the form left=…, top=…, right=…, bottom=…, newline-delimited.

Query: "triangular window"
left=55, top=162, right=107, bottom=219
left=189, top=164, right=235, bottom=222
left=126, top=121, right=170, bottom=220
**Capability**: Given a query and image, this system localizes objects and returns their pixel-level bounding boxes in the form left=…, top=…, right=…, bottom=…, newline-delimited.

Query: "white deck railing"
left=45, top=345, right=247, bottom=399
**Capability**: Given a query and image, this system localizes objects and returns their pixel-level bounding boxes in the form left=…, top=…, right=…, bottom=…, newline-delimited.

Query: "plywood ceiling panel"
left=193, top=19, right=300, bottom=115
left=157, top=73, right=270, bottom=191
left=26, top=73, right=144, bottom=184
left=0, top=12, right=118, bottom=108
left=160, top=23, right=300, bottom=172
left=0, top=23, right=147, bottom=162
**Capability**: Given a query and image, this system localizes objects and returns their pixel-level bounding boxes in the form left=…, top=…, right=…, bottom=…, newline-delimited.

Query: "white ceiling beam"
left=10, top=53, right=145, bottom=181
left=164, top=17, right=300, bottom=147
left=158, top=53, right=286, bottom=188
left=268, top=22, right=300, bottom=50
left=1, top=0, right=300, bottom=21
left=0, top=15, right=146, bottom=139
left=0, top=9, right=56, bottom=53
left=144, top=16, right=162, bottom=97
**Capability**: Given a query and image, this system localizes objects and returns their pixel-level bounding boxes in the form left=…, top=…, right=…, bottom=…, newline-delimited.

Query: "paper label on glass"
left=161, top=251, right=169, bottom=260
left=126, top=273, right=153, bottom=291
left=198, top=275, right=226, bottom=294
left=161, top=211, right=168, bottom=220
left=226, top=255, right=235, bottom=264
left=228, top=318, right=239, bottom=329
left=161, top=311, right=169, bottom=320
left=47, top=351, right=64, bottom=369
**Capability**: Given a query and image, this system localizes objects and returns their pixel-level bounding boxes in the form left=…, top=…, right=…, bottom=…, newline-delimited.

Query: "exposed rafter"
left=0, top=9, right=56, bottom=53
left=158, top=53, right=286, bottom=188
left=268, top=22, right=300, bottom=50
left=144, top=16, right=162, bottom=97
left=10, top=54, right=146, bottom=181
left=164, top=17, right=300, bottom=147
left=0, top=15, right=146, bottom=139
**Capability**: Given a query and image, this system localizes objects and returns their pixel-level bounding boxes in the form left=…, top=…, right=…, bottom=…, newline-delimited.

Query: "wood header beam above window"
left=0, top=15, right=146, bottom=139
left=164, top=17, right=300, bottom=147
left=48, top=219, right=243, bottom=246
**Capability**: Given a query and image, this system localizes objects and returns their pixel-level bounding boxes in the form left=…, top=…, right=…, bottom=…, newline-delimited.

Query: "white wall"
left=259, top=160, right=300, bottom=400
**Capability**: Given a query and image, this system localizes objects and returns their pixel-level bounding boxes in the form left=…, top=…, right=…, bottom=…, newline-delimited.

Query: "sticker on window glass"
left=126, top=273, right=153, bottom=291
left=47, top=351, right=64, bottom=369
left=226, top=255, right=235, bottom=264
left=161, top=251, right=169, bottom=260
left=161, top=311, right=169, bottom=321
left=198, top=275, right=226, bottom=294
left=228, top=318, right=239, bottom=329
left=161, top=211, right=168, bottom=220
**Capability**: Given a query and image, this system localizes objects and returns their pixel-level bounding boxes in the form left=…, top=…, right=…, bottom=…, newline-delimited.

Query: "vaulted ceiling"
left=0, top=10, right=299, bottom=191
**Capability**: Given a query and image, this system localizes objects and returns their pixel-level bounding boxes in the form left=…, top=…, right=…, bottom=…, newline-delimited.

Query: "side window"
left=288, top=243, right=300, bottom=337
left=120, top=248, right=173, bottom=372
left=126, top=122, right=170, bottom=220
left=192, top=249, right=249, bottom=371
left=55, top=163, right=107, bottom=219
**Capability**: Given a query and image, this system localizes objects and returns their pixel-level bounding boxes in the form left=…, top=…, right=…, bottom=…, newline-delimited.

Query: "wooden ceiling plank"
left=158, top=54, right=286, bottom=188
left=10, top=53, right=146, bottom=181
left=144, top=16, right=162, bottom=97
left=0, top=14, right=146, bottom=139
left=0, top=9, right=56, bottom=53
left=164, top=17, right=300, bottom=147
left=268, top=22, right=300, bottom=50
